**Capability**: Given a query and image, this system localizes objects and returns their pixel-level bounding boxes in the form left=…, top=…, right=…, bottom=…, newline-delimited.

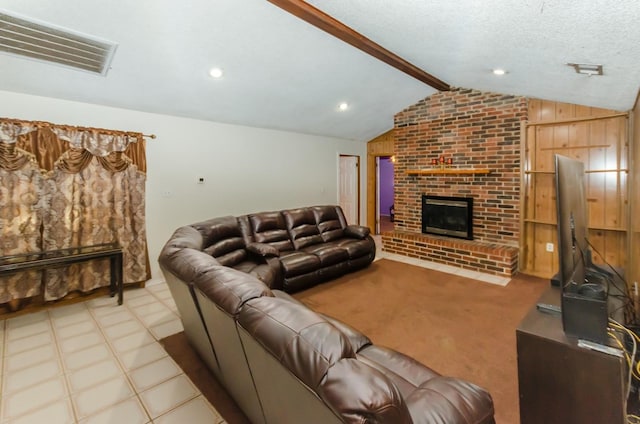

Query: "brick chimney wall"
left=393, top=88, right=528, bottom=246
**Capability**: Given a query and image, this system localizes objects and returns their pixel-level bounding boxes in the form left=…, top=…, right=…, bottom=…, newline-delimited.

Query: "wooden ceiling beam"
left=267, top=0, right=450, bottom=91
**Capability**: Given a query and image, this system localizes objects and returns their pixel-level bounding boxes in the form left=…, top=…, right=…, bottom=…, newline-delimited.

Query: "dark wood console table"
left=0, top=243, right=124, bottom=306
left=516, top=286, right=627, bottom=424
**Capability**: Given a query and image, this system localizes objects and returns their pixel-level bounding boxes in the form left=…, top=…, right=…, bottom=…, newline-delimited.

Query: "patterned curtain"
left=0, top=119, right=150, bottom=306
left=0, top=123, right=44, bottom=305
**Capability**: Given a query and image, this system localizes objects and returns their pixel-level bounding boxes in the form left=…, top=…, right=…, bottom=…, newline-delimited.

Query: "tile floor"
left=0, top=283, right=225, bottom=424
left=0, top=245, right=508, bottom=423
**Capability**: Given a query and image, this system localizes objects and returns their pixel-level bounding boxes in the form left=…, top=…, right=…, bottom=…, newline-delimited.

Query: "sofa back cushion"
left=238, top=297, right=413, bottom=423
left=192, top=216, right=247, bottom=267
left=249, top=211, right=294, bottom=252
left=159, top=247, right=221, bottom=284
left=283, top=208, right=323, bottom=250
left=194, top=266, right=273, bottom=316
left=320, top=358, right=413, bottom=423
left=158, top=226, right=221, bottom=282
left=239, top=297, right=354, bottom=389
left=313, top=206, right=347, bottom=242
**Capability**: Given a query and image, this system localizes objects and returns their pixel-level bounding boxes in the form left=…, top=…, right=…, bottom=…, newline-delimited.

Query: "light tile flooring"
left=0, top=283, right=225, bottom=424
left=0, top=245, right=508, bottom=423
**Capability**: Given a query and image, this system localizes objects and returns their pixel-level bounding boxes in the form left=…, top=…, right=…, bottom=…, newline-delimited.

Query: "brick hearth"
left=387, top=87, right=527, bottom=276
left=382, top=231, right=519, bottom=277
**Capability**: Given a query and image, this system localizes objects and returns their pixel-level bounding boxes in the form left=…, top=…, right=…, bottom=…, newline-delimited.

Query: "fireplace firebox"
left=422, top=195, right=473, bottom=240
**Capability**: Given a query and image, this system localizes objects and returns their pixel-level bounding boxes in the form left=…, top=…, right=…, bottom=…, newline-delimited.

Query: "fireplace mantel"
left=406, top=168, right=491, bottom=175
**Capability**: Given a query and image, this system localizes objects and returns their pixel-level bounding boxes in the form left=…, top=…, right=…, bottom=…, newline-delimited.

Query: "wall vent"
left=0, top=10, right=117, bottom=75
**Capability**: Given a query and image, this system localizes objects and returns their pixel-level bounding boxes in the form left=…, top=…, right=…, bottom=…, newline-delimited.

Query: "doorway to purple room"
left=377, top=156, right=395, bottom=233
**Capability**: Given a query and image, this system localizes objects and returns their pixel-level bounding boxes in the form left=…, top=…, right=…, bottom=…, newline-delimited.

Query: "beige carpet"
left=163, top=259, right=548, bottom=424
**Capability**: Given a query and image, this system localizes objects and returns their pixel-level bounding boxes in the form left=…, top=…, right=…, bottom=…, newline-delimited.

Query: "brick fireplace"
left=381, top=88, right=528, bottom=276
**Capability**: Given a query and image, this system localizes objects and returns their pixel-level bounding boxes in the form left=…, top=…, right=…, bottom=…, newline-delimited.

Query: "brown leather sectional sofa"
left=190, top=205, right=376, bottom=292
left=159, top=205, right=496, bottom=424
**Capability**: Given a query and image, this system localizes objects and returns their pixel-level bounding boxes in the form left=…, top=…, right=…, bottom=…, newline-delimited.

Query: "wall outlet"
left=197, top=177, right=204, bottom=184
left=162, top=190, right=172, bottom=198
left=545, top=242, right=554, bottom=252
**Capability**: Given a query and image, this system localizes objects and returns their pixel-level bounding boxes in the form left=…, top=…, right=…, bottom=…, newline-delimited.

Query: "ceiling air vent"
left=0, top=10, right=117, bottom=75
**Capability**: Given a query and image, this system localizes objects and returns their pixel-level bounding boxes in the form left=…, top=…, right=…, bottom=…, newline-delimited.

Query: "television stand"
left=517, top=286, right=628, bottom=424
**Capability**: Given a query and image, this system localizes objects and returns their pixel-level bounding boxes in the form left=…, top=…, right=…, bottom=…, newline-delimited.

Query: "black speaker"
left=561, top=291, right=608, bottom=344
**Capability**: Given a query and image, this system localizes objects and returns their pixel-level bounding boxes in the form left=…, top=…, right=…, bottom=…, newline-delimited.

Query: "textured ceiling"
left=1, top=0, right=639, bottom=141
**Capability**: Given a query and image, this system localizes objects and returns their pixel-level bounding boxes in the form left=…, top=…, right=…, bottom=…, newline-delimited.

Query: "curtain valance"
left=0, top=119, right=147, bottom=174
left=1, top=117, right=143, bottom=149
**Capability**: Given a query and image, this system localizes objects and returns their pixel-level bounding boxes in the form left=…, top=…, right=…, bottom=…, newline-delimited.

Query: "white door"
left=339, top=155, right=359, bottom=224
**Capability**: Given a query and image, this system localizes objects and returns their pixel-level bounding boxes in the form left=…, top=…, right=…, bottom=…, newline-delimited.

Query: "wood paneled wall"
left=366, top=130, right=394, bottom=231
left=522, top=99, right=629, bottom=278
left=629, top=94, right=640, bottom=291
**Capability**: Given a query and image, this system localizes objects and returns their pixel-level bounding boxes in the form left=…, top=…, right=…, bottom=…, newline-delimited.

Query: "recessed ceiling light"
left=209, top=67, right=223, bottom=79
left=492, top=69, right=506, bottom=76
left=338, top=102, right=349, bottom=111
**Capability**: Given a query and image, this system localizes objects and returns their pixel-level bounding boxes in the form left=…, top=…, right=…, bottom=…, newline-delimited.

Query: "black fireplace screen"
left=422, top=195, right=473, bottom=240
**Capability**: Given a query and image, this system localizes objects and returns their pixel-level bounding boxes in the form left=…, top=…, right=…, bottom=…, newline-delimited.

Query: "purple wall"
left=379, top=157, right=394, bottom=216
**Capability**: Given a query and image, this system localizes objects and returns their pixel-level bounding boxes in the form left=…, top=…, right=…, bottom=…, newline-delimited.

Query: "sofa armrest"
left=246, top=242, right=280, bottom=258
left=344, top=225, right=371, bottom=239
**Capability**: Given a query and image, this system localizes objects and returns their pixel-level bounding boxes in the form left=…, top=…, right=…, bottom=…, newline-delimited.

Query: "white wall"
left=0, top=90, right=368, bottom=279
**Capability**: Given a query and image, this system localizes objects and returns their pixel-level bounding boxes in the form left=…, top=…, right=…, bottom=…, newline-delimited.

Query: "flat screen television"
left=555, top=154, right=590, bottom=291
left=555, top=154, right=612, bottom=343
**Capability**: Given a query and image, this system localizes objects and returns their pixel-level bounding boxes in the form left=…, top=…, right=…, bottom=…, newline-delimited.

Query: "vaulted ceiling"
left=1, top=0, right=639, bottom=141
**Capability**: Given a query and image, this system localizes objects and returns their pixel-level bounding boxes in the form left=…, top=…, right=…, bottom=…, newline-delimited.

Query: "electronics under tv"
left=554, top=154, right=609, bottom=344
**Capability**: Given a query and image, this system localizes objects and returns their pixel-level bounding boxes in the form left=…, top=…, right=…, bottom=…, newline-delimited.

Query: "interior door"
left=339, top=155, right=359, bottom=224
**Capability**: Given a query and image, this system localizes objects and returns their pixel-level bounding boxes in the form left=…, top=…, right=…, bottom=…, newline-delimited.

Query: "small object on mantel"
left=406, top=168, right=491, bottom=175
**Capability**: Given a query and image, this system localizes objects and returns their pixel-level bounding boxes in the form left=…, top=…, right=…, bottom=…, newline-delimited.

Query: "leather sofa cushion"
left=322, top=316, right=372, bottom=354
left=234, top=261, right=279, bottom=288
left=239, top=296, right=414, bottom=424
left=345, top=224, right=370, bottom=239
left=320, top=358, right=413, bottom=423
left=313, top=206, right=346, bottom=242
left=249, top=211, right=294, bottom=252
left=193, top=266, right=274, bottom=316
left=239, top=296, right=354, bottom=389
left=357, top=345, right=440, bottom=397
left=193, top=216, right=239, bottom=247
left=271, top=290, right=373, bottom=353
left=279, top=251, right=321, bottom=277
left=283, top=208, right=323, bottom=249
left=301, top=244, right=349, bottom=266
left=205, top=247, right=246, bottom=267
left=358, top=345, right=495, bottom=424
left=327, top=238, right=374, bottom=259
left=246, top=242, right=279, bottom=257
left=405, top=378, right=495, bottom=424
left=162, top=225, right=203, bottom=250
left=159, top=230, right=221, bottom=283
left=160, top=250, right=220, bottom=284
left=193, top=216, right=248, bottom=267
